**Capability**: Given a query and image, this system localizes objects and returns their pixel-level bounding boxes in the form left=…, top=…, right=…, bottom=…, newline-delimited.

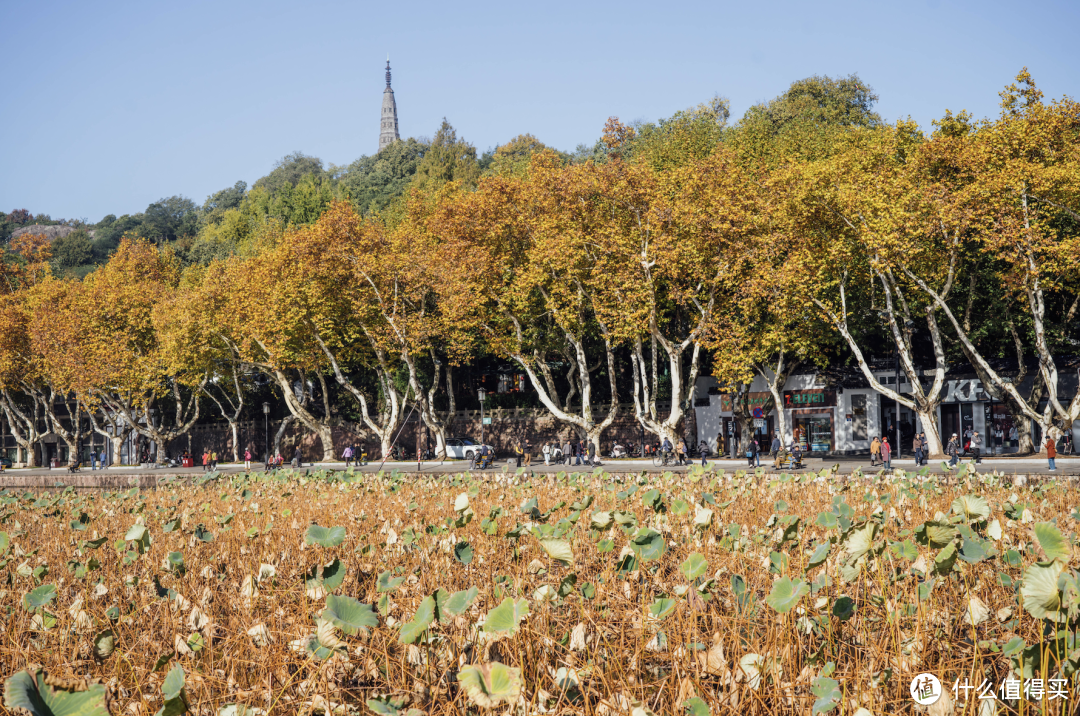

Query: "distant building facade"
left=379, top=58, right=400, bottom=151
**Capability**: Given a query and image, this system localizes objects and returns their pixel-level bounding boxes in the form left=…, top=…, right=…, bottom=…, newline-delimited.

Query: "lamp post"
left=478, top=387, right=487, bottom=447
left=263, top=402, right=270, bottom=465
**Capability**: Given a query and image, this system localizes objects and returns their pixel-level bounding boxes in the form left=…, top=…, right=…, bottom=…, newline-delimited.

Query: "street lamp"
left=263, top=402, right=270, bottom=465
left=478, top=387, right=487, bottom=447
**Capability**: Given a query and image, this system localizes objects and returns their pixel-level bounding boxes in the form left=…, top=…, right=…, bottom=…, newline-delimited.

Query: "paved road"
left=0, top=455, right=1074, bottom=489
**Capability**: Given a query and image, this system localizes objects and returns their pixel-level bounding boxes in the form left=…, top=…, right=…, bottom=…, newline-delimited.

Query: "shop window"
left=793, top=415, right=833, bottom=453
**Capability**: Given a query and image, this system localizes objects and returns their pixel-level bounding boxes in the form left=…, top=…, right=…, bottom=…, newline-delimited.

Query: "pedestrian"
left=881, top=437, right=892, bottom=470
left=523, top=439, right=532, bottom=467
left=587, top=441, right=596, bottom=466
left=562, top=439, right=572, bottom=465
left=677, top=439, right=687, bottom=466
left=293, top=446, right=301, bottom=468
left=90, top=449, right=98, bottom=471
left=912, top=434, right=923, bottom=467
left=746, top=437, right=757, bottom=467
left=946, top=433, right=959, bottom=467
left=699, top=440, right=709, bottom=467
left=969, top=431, right=982, bottom=464
left=244, top=448, right=252, bottom=470
left=202, top=450, right=209, bottom=472
left=211, top=450, right=218, bottom=470
left=770, top=433, right=781, bottom=468
left=870, top=436, right=881, bottom=467
left=542, top=442, right=551, bottom=466
left=342, top=444, right=353, bottom=468
left=920, top=433, right=929, bottom=465
left=577, top=440, right=586, bottom=466
left=1046, top=433, right=1058, bottom=471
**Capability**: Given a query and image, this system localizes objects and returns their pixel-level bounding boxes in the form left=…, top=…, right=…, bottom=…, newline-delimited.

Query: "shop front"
left=785, top=390, right=836, bottom=455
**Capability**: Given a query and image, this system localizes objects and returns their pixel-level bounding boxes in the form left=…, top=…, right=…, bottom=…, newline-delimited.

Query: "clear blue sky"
left=2, top=0, right=1077, bottom=222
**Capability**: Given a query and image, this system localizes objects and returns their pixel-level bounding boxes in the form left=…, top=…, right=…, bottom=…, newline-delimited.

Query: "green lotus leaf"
left=304, top=524, right=346, bottom=548
left=3, top=668, right=111, bottom=716
left=457, top=662, right=522, bottom=708
left=376, top=570, right=405, bottom=593
left=765, top=577, right=809, bottom=614
left=888, top=540, right=917, bottom=561
left=320, top=559, right=346, bottom=590
left=398, top=595, right=435, bottom=644
left=919, top=520, right=958, bottom=547
left=680, top=553, right=708, bottom=581
left=629, top=528, right=666, bottom=562
left=810, top=675, right=841, bottom=714
left=807, top=542, right=831, bottom=569
left=951, top=494, right=990, bottom=522
left=23, top=584, right=56, bottom=612
left=435, top=586, right=478, bottom=624
left=0, top=531, right=8, bottom=554
left=124, top=524, right=147, bottom=542
left=831, top=597, right=855, bottom=621
left=483, top=597, right=529, bottom=636
left=322, top=594, right=378, bottom=635
left=453, top=541, right=474, bottom=565
left=683, top=696, right=710, bottom=716
left=161, top=665, right=185, bottom=701
left=1033, top=522, right=1069, bottom=563
left=648, top=597, right=677, bottom=620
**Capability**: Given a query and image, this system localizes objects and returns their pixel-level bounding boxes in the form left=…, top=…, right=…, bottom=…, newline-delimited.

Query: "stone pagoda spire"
left=379, top=56, right=400, bottom=151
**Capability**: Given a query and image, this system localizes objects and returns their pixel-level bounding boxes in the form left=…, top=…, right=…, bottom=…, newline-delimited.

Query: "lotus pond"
left=0, top=465, right=1077, bottom=715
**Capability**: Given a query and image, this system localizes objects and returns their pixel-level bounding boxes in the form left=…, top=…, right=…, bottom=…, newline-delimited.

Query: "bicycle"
left=652, top=451, right=673, bottom=468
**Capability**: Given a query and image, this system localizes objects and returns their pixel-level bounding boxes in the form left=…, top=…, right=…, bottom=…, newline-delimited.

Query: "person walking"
left=587, top=441, right=596, bottom=466
left=244, top=448, right=252, bottom=470
left=90, top=449, right=98, bottom=471
left=342, top=445, right=353, bottom=468
left=293, top=445, right=302, bottom=468
left=746, top=437, right=757, bottom=467
left=211, top=450, right=218, bottom=470
left=523, top=439, right=532, bottom=467
left=946, top=433, right=960, bottom=467
left=881, top=437, right=892, bottom=470
left=912, top=434, right=923, bottom=468
left=1046, top=434, right=1058, bottom=471
left=969, top=431, right=982, bottom=464
left=677, top=439, right=687, bottom=466
left=870, top=436, right=881, bottom=467
left=563, top=439, right=572, bottom=466
left=542, top=442, right=551, bottom=466
left=700, top=440, right=709, bottom=467
left=770, top=433, right=782, bottom=469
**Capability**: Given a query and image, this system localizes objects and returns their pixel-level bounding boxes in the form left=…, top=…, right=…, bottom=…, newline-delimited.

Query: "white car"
left=444, top=438, right=489, bottom=461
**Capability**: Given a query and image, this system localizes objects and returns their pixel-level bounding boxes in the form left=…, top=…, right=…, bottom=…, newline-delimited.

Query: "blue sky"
left=2, top=0, right=1077, bottom=222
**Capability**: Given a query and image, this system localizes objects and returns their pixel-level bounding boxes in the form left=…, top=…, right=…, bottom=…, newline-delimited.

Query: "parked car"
left=444, top=438, right=490, bottom=461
